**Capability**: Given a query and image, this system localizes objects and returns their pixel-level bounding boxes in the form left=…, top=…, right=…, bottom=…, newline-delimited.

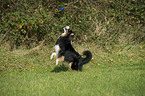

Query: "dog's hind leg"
left=50, top=52, right=56, bottom=59
left=78, top=63, right=83, bottom=71
left=56, top=56, right=64, bottom=65
left=69, top=62, right=73, bottom=69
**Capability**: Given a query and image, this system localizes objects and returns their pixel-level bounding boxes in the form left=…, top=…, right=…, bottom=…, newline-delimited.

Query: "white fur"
left=66, top=26, right=69, bottom=29
left=50, top=52, right=56, bottom=59
left=55, top=44, right=60, bottom=58
left=56, top=59, right=59, bottom=65
left=63, top=27, right=66, bottom=33
left=50, top=44, right=61, bottom=65
left=50, top=45, right=60, bottom=58
left=62, top=26, right=69, bottom=35
left=60, top=27, right=66, bottom=36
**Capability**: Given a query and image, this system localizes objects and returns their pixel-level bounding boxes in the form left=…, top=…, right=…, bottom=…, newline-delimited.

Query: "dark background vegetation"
left=0, top=0, right=145, bottom=50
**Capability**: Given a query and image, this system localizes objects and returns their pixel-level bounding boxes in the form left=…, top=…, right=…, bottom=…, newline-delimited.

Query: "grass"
left=0, top=43, right=145, bottom=96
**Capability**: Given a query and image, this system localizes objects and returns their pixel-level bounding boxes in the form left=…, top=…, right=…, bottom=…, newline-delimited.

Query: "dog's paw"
left=50, top=53, right=56, bottom=60
left=56, top=62, right=58, bottom=65
left=50, top=55, right=53, bottom=59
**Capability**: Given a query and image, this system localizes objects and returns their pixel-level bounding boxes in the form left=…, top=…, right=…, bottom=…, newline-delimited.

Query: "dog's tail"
left=82, top=50, right=92, bottom=65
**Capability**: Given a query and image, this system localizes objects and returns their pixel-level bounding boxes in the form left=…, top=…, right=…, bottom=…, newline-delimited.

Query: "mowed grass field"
left=0, top=43, right=145, bottom=96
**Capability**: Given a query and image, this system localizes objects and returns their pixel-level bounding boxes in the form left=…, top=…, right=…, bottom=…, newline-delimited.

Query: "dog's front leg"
left=50, top=52, right=56, bottom=59
left=56, top=59, right=59, bottom=65
left=56, top=56, right=64, bottom=65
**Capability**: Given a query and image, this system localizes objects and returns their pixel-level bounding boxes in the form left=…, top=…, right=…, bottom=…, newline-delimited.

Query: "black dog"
left=51, top=26, right=92, bottom=71
left=50, top=26, right=74, bottom=65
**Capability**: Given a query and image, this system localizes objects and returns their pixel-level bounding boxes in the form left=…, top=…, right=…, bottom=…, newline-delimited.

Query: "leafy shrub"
left=1, top=1, right=58, bottom=49
left=107, top=0, right=145, bottom=26
left=0, top=0, right=144, bottom=50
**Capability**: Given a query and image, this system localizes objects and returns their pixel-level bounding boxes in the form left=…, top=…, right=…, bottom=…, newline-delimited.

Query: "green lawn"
left=0, top=44, right=145, bottom=96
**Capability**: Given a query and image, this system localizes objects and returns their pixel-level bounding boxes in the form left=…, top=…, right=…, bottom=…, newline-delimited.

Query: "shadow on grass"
left=51, top=65, right=69, bottom=73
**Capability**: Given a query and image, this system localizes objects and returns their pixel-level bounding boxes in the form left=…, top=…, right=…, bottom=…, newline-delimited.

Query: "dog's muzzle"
left=69, top=33, right=74, bottom=40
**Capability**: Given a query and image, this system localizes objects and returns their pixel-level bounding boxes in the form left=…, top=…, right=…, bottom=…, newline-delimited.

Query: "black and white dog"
left=50, top=26, right=74, bottom=65
left=50, top=26, right=92, bottom=71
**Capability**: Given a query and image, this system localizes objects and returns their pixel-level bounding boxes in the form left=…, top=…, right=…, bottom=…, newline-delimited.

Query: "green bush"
left=1, top=1, right=59, bottom=49
left=0, top=0, right=144, bottom=50
left=107, top=0, right=145, bottom=25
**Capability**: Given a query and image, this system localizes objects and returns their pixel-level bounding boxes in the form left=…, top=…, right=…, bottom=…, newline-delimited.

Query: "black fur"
left=56, top=29, right=74, bottom=57
left=64, top=50, right=92, bottom=71
left=56, top=29, right=92, bottom=71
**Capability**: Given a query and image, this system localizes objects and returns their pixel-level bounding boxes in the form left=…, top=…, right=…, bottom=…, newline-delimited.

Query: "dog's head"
left=68, top=29, right=74, bottom=40
left=61, top=26, right=74, bottom=40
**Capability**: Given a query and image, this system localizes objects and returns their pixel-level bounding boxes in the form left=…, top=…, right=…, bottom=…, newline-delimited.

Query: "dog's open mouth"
left=69, top=33, right=74, bottom=40
left=70, top=33, right=74, bottom=36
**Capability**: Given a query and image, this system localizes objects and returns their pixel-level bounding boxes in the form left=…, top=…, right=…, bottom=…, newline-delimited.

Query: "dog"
left=51, top=26, right=92, bottom=71
left=50, top=26, right=74, bottom=65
